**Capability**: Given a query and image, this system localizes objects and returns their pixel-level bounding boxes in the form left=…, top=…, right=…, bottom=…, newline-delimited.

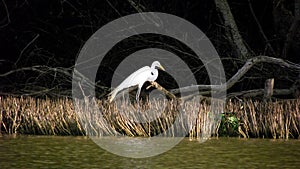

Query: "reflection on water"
left=91, top=136, right=182, bottom=158
left=0, top=135, right=299, bottom=168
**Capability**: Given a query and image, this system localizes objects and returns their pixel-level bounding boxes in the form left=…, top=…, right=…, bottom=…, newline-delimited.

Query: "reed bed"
left=0, top=96, right=83, bottom=135
left=0, top=96, right=299, bottom=139
left=226, top=99, right=300, bottom=139
left=75, top=98, right=197, bottom=137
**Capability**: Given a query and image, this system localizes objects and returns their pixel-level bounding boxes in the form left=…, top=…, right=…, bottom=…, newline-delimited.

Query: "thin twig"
left=16, top=34, right=40, bottom=65
left=0, top=0, right=10, bottom=28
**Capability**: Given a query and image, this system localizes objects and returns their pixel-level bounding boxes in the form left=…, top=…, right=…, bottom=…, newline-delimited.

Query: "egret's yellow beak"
left=159, top=65, right=165, bottom=71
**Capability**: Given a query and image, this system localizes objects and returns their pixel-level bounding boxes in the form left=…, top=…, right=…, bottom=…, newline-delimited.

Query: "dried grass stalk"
left=0, top=96, right=299, bottom=139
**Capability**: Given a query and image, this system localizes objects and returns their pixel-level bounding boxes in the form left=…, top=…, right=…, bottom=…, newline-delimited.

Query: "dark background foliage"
left=0, top=0, right=299, bottom=97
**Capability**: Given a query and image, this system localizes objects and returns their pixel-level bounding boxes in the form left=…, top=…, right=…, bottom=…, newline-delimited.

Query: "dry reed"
left=0, top=96, right=299, bottom=139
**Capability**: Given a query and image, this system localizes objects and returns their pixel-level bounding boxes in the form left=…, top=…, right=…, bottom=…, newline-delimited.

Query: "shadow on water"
left=0, top=135, right=299, bottom=168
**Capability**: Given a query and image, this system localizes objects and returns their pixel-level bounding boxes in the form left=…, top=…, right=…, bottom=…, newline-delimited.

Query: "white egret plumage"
left=108, top=61, right=165, bottom=104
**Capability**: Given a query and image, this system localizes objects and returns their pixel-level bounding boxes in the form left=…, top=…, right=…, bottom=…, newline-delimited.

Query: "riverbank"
left=1, top=96, right=299, bottom=139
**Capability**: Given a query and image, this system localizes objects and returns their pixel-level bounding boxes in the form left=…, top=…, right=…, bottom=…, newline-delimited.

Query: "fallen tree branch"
left=171, top=55, right=300, bottom=95
left=0, top=66, right=110, bottom=95
left=227, top=88, right=292, bottom=98
left=0, top=65, right=71, bottom=77
left=1, top=56, right=299, bottom=99
left=148, top=81, right=177, bottom=100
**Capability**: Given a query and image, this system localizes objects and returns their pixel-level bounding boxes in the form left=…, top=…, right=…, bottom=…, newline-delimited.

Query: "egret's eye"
left=151, top=72, right=154, bottom=75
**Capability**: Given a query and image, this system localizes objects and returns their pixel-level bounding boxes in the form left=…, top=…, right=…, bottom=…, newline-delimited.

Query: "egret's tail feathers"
left=108, top=89, right=118, bottom=103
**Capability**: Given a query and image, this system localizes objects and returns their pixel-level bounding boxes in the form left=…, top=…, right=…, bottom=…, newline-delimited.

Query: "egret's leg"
left=136, top=87, right=141, bottom=112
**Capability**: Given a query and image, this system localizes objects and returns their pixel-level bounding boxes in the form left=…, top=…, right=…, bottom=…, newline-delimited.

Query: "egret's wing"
left=108, top=66, right=150, bottom=102
left=118, top=66, right=150, bottom=88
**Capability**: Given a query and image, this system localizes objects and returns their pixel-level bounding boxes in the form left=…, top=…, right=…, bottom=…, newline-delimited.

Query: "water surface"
left=0, top=135, right=299, bottom=168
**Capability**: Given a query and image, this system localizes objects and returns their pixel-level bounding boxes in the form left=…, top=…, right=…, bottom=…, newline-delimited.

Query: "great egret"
left=108, top=61, right=165, bottom=104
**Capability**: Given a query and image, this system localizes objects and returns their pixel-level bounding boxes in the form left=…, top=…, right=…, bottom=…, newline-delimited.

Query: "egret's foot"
left=146, top=83, right=155, bottom=90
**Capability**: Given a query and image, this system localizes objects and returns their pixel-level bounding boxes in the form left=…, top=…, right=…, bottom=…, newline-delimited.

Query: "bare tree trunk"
left=296, top=0, right=300, bottom=17
left=273, top=0, right=295, bottom=58
left=281, top=0, right=300, bottom=58
left=214, top=0, right=251, bottom=60
left=247, top=0, right=277, bottom=57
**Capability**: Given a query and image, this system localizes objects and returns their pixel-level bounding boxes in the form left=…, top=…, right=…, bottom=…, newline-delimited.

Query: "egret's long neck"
left=151, top=64, right=157, bottom=69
